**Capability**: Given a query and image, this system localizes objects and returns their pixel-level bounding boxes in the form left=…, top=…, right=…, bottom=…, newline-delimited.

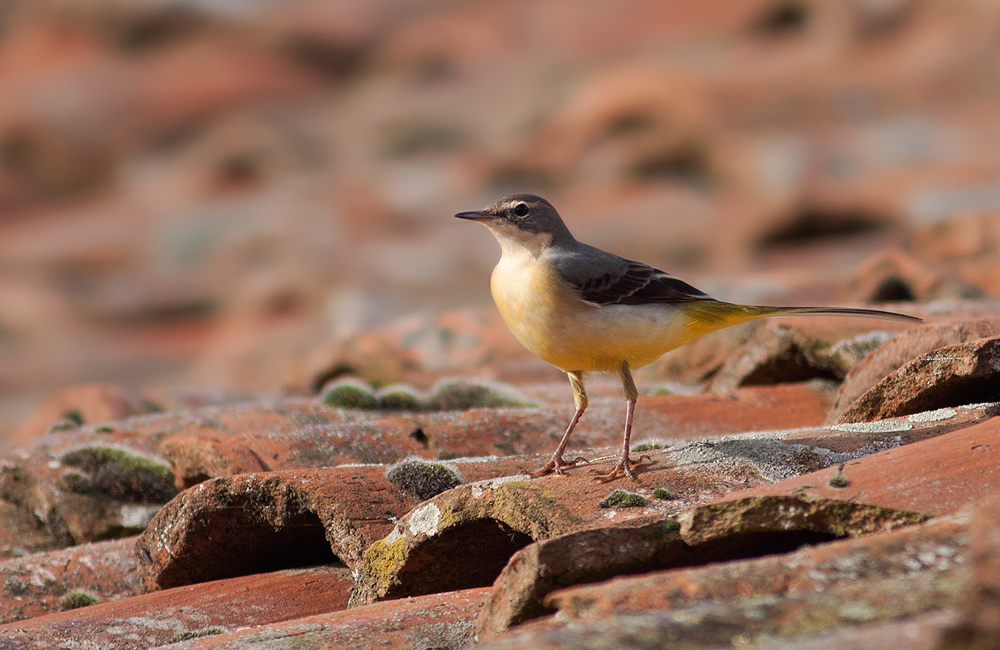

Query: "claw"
left=530, top=455, right=589, bottom=478
left=591, top=454, right=650, bottom=483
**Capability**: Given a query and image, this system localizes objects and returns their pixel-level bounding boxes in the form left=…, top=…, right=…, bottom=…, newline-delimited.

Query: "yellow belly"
left=490, top=254, right=698, bottom=372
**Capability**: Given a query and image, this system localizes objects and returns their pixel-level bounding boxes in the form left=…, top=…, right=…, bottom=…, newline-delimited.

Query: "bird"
left=455, top=194, right=922, bottom=481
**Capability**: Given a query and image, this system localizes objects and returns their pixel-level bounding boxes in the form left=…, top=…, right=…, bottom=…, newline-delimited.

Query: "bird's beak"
left=454, top=210, right=492, bottom=221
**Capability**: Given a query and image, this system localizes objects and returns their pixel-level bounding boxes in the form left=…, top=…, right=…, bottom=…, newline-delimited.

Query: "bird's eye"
left=513, top=203, right=529, bottom=217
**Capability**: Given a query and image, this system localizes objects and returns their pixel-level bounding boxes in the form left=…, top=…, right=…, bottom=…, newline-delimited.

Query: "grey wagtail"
left=456, top=194, right=922, bottom=481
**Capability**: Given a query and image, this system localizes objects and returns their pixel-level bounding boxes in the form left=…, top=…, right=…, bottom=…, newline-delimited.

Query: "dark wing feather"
left=553, top=244, right=710, bottom=305
left=616, top=267, right=710, bottom=305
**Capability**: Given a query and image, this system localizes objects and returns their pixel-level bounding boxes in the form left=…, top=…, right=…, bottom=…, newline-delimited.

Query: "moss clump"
left=62, top=410, right=85, bottom=426
left=377, top=384, right=425, bottom=411
left=57, top=470, right=93, bottom=494
left=652, top=487, right=676, bottom=500
left=632, top=440, right=668, bottom=452
left=653, top=386, right=673, bottom=396
left=95, top=425, right=113, bottom=433
left=385, top=458, right=462, bottom=501
left=829, top=473, right=849, bottom=488
left=47, top=409, right=85, bottom=433
left=599, top=489, right=647, bottom=508
left=428, top=378, right=534, bottom=411
left=48, top=418, right=80, bottom=433
left=658, top=518, right=682, bottom=534
left=59, top=446, right=177, bottom=503
left=59, top=590, right=98, bottom=610
left=170, top=628, right=226, bottom=643
left=321, top=378, right=379, bottom=410
left=4, top=576, right=28, bottom=596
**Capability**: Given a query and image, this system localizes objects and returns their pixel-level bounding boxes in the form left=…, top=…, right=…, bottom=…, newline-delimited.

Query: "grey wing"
left=553, top=244, right=711, bottom=305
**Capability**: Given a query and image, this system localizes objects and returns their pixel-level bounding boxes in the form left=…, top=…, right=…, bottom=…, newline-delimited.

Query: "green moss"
left=57, top=470, right=93, bottom=494
left=428, top=378, right=534, bottom=411
left=170, top=628, right=226, bottom=643
left=652, top=487, right=676, bottom=500
left=829, top=473, right=849, bottom=488
left=653, top=386, right=673, bottom=395
left=95, top=425, right=113, bottom=433
left=657, top=518, right=682, bottom=534
left=321, top=378, right=379, bottom=410
left=59, top=446, right=177, bottom=503
left=385, top=458, right=462, bottom=501
left=377, top=384, right=425, bottom=411
left=59, top=590, right=98, bottom=610
left=4, top=576, right=28, bottom=596
left=599, top=489, right=647, bottom=508
left=48, top=418, right=80, bottom=432
left=62, top=410, right=84, bottom=426
left=632, top=440, right=669, bottom=452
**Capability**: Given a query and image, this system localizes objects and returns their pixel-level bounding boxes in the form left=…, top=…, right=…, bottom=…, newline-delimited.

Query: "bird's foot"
left=530, top=455, right=589, bottom=478
left=591, top=454, right=650, bottom=483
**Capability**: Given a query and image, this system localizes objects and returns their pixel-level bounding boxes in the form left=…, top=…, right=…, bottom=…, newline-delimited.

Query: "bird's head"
left=455, top=193, right=575, bottom=255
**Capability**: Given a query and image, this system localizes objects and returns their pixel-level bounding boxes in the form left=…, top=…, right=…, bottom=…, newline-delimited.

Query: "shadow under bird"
left=456, top=194, right=922, bottom=481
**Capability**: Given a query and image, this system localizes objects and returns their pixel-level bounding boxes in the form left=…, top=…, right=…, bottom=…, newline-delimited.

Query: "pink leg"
left=532, top=371, right=590, bottom=477
left=593, top=361, right=647, bottom=482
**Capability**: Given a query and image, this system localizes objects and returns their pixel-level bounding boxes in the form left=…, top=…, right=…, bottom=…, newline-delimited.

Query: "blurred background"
left=2, top=0, right=1000, bottom=440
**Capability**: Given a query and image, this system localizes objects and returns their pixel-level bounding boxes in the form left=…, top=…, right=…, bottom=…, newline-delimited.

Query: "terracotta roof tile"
left=167, top=588, right=490, bottom=650
left=835, top=336, right=1000, bottom=423
left=0, top=537, right=139, bottom=624
left=828, top=319, right=1000, bottom=422
left=544, top=511, right=968, bottom=622
left=0, top=565, right=353, bottom=648
left=716, top=415, right=1000, bottom=516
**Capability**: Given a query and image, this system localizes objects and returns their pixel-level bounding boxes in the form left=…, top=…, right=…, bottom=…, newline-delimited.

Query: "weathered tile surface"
left=166, top=588, right=490, bottom=650
left=5, top=3, right=1000, bottom=649
left=545, top=511, right=968, bottom=622
left=716, top=415, right=1000, bottom=516
left=0, top=564, right=352, bottom=649
left=938, top=494, right=1000, bottom=649
left=835, top=336, right=1000, bottom=423
left=476, top=496, right=931, bottom=639
left=0, top=537, right=139, bottom=624
left=828, top=319, right=1000, bottom=423
left=136, top=466, right=417, bottom=591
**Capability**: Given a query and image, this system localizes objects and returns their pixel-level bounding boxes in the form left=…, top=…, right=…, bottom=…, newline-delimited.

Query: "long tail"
left=739, top=304, right=922, bottom=324
left=685, top=300, right=923, bottom=331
